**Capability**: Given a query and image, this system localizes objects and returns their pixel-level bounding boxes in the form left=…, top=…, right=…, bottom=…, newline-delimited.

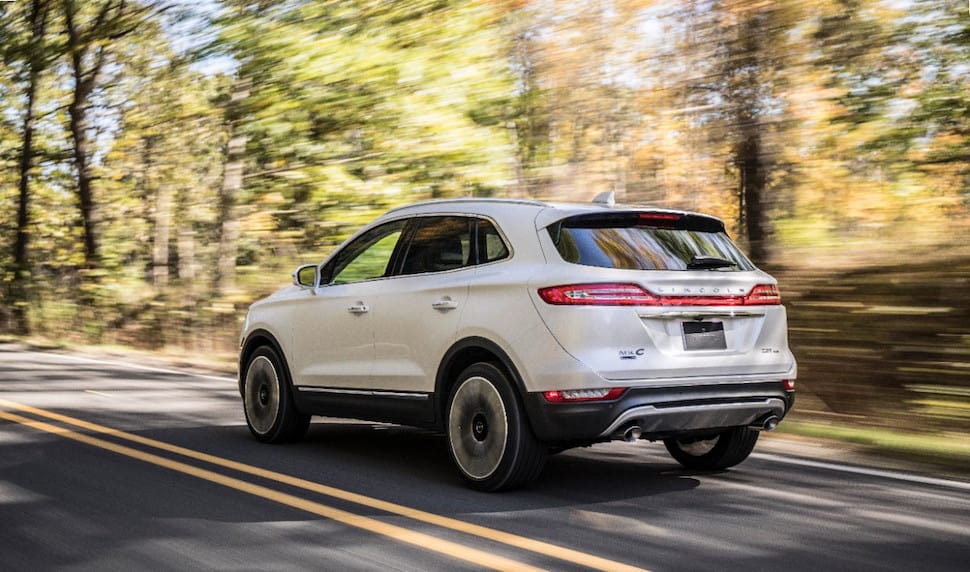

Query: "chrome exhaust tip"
left=623, top=425, right=642, bottom=442
left=751, top=415, right=779, bottom=432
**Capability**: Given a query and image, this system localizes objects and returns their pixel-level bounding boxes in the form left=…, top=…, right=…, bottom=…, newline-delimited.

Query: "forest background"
left=2, top=0, right=969, bottom=457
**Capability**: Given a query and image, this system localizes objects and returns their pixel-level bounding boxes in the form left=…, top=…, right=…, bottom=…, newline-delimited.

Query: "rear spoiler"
left=545, top=211, right=726, bottom=245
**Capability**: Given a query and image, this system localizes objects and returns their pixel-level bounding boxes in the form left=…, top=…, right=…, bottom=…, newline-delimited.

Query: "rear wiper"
left=687, top=255, right=737, bottom=270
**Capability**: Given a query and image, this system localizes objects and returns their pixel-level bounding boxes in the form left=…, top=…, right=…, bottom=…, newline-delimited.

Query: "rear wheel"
left=664, top=426, right=759, bottom=470
left=243, top=346, right=310, bottom=443
left=446, top=362, right=546, bottom=491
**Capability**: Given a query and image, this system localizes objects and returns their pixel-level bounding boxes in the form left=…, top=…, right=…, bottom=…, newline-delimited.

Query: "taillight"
left=783, top=379, right=795, bottom=391
left=745, top=284, right=781, bottom=305
left=538, top=283, right=660, bottom=306
left=543, top=388, right=626, bottom=403
left=538, top=283, right=782, bottom=306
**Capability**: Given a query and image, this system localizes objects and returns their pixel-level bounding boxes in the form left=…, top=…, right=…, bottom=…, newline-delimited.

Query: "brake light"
left=783, top=379, right=795, bottom=391
left=638, top=212, right=681, bottom=228
left=543, top=388, right=627, bottom=403
left=639, top=212, right=680, bottom=220
left=746, top=284, right=781, bottom=305
left=538, top=283, right=782, bottom=306
left=538, top=283, right=660, bottom=306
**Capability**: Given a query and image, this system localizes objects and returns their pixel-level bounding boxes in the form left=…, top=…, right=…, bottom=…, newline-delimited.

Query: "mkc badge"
left=619, top=348, right=646, bottom=360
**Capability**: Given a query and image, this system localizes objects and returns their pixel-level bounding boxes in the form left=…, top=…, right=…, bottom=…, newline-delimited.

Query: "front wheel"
left=243, top=346, right=310, bottom=443
left=664, top=426, right=759, bottom=470
left=446, top=362, right=546, bottom=491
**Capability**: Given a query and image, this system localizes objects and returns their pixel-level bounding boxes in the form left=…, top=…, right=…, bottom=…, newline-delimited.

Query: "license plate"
left=682, top=321, right=726, bottom=350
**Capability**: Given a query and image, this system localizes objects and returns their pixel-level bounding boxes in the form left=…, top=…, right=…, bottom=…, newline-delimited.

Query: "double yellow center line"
left=0, top=399, right=648, bottom=572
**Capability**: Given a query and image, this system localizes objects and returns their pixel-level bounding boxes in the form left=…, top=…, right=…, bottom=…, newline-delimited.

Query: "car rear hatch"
left=530, top=209, right=794, bottom=382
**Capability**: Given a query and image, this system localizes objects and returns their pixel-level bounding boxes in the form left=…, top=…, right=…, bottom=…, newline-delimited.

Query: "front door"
left=289, top=218, right=408, bottom=389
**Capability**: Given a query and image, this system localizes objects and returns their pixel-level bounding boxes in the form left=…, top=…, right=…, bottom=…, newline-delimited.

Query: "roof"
left=383, top=197, right=550, bottom=216
left=384, top=196, right=723, bottom=228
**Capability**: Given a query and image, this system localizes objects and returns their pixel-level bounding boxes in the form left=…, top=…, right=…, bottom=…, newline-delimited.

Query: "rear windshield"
left=548, top=212, right=754, bottom=271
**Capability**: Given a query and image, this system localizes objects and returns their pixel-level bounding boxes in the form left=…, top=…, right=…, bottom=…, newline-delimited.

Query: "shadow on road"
left=233, top=421, right=701, bottom=510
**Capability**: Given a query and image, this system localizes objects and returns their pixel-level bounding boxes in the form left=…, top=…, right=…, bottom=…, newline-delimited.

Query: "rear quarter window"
left=477, top=219, right=509, bottom=264
left=549, top=212, right=754, bottom=271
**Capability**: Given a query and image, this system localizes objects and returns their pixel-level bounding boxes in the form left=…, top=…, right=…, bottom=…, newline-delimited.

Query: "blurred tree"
left=212, top=0, right=518, bottom=292
left=97, top=17, right=228, bottom=344
left=3, top=0, right=51, bottom=335
left=905, top=2, right=970, bottom=209
left=215, top=77, right=249, bottom=298
left=720, top=2, right=786, bottom=264
left=506, top=2, right=550, bottom=197
left=107, top=52, right=224, bottom=279
left=672, top=0, right=802, bottom=263
left=61, top=0, right=157, bottom=270
left=801, top=0, right=969, bottom=247
left=505, top=0, right=801, bottom=262
left=503, top=1, right=647, bottom=201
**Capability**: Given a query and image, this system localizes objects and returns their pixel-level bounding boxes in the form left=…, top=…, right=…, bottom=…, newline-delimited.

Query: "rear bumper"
left=522, top=380, right=795, bottom=443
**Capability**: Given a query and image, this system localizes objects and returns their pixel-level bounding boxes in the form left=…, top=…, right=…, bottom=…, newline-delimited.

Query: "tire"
left=242, top=345, right=310, bottom=443
left=446, top=362, right=546, bottom=491
left=664, top=426, right=759, bottom=470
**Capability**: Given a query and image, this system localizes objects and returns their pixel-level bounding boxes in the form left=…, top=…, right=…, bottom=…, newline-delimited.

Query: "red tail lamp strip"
left=538, top=283, right=781, bottom=306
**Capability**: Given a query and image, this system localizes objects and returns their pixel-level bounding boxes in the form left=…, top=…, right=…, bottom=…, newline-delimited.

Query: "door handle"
left=431, top=298, right=459, bottom=310
left=347, top=302, right=369, bottom=314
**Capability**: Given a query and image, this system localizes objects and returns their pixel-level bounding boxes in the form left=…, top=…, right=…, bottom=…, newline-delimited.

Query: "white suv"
left=238, top=195, right=796, bottom=490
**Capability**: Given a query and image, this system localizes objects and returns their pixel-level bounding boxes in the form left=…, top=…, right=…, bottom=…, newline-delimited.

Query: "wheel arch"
left=239, top=329, right=290, bottom=397
left=434, top=337, right=529, bottom=429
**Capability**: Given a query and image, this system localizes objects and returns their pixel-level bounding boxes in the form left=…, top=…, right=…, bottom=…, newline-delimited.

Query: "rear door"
left=368, top=216, right=482, bottom=392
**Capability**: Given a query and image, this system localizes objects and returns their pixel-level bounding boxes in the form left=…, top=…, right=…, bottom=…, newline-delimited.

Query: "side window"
left=325, top=219, right=407, bottom=285
left=477, top=219, right=509, bottom=264
left=399, top=216, right=473, bottom=276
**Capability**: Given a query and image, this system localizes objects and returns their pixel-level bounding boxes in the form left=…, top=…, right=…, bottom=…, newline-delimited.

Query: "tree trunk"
left=727, top=10, right=772, bottom=266
left=67, top=74, right=100, bottom=269
left=152, top=183, right=173, bottom=288
left=63, top=0, right=144, bottom=271
left=11, top=0, right=49, bottom=335
left=737, top=127, right=768, bottom=264
left=146, top=136, right=172, bottom=289
left=215, top=78, right=250, bottom=297
left=63, top=0, right=109, bottom=270
left=178, top=226, right=196, bottom=287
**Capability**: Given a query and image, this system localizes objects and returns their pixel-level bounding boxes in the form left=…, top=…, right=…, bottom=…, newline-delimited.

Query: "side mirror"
left=293, top=264, right=318, bottom=288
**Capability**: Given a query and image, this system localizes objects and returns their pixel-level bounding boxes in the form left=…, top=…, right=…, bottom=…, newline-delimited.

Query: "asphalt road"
left=2, top=346, right=968, bottom=571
